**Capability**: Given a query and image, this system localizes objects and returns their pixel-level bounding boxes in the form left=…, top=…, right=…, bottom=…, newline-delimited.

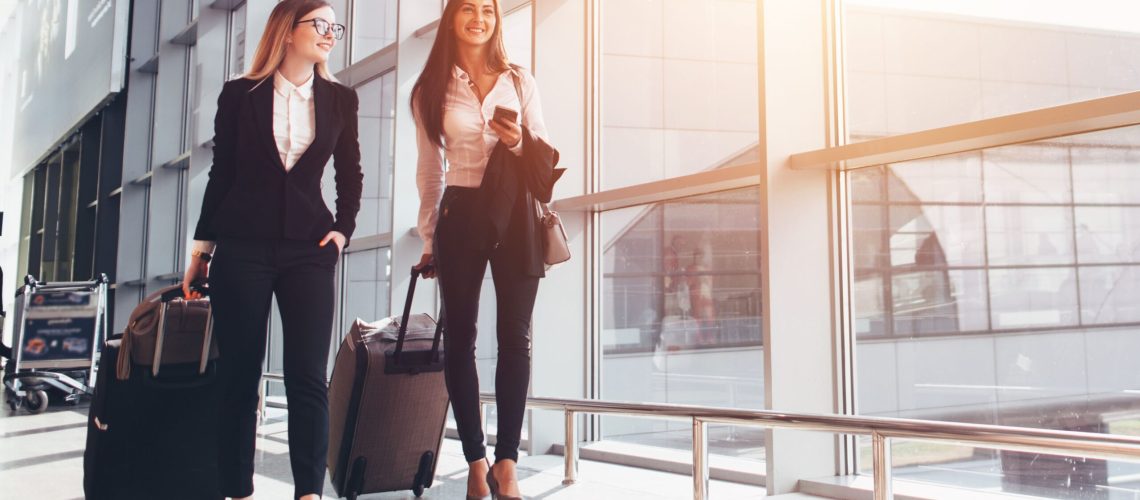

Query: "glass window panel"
left=1072, top=133, right=1140, bottom=205
left=350, top=0, right=396, bottom=63
left=852, top=274, right=886, bottom=337
left=1075, top=207, right=1140, bottom=264
left=983, top=145, right=1072, bottom=204
left=852, top=125, right=1140, bottom=496
left=325, top=0, right=349, bottom=73
left=352, top=72, right=395, bottom=237
left=601, top=187, right=763, bottom=462
left=888, top=153, right=982, bottom=203
left=849, top=165, right=884, bottom=202
left=851, top=204, right=886, bottom=271
left=342, top=247, right=392, bottom=327
left=985, top=206, right=1074, bottom=266
left=601, top=0, right=760, bottom=190
left=888, top=205, right=985, bottom=267
left=503, top=4, right=533, bottom=67
left=891, top=270, right=989, bottom=336
left=1080, top=266, right=1140, bottom=325
left=227, top=4, right=247, bottom=77
left=845, top=1, right=1140, bottom=141
left=988, top=267, right=1078, bottom=329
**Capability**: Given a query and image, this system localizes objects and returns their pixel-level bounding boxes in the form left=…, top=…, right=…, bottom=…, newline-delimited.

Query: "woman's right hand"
left=183, top=255, right=210, bottom=299
left=415, top=253, right=436, bottom=279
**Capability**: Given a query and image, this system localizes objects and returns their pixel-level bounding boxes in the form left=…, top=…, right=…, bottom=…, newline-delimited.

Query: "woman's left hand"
left=488, top=116, right=522, bottom=148
left=320, top=231, right=346, bottom=253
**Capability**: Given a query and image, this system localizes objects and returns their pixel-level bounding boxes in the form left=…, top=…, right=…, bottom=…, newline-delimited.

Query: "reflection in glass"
left=602, top=187, right=763, bottom=462
left=851, top=124, right=1140, bottom=497
left=1075, top=207, right=1140, bottom=264
left=892, top=270, right=988, bottom=336
left=988, top=267, right=1078, bottom=329
left=888, top=205, right=984, bottom=267
left=1079, top=266, right=1140, bottom=325
left=985, top=206, right=1074, bottom=266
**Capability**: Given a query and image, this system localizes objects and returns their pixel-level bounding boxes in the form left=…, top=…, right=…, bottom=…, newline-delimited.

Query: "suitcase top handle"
left=392, top=266, right=444, bottom=366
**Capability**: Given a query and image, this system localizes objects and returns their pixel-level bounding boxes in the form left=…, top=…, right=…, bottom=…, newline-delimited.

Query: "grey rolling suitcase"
left=327, top=266, right=448, bottom=499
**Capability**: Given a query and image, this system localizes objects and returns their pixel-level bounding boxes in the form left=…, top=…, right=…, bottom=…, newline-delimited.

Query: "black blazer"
left=472, top=126, right=563, bottom=277
left=193, top=74, right=363, bottom=246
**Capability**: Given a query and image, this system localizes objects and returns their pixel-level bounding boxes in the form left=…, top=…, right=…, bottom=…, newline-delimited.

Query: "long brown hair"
left=412, top=0, right=514, bottom=148
left=244, top=0, right=337, bottom=82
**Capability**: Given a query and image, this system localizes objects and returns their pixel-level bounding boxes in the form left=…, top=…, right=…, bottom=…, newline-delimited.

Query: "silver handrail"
left=478, top=393, right=1140, bottom=500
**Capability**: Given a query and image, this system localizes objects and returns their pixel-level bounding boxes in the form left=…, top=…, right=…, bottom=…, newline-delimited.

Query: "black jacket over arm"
left=476, top=126, right=563, bottom=277
left=193, top=74, right=364, bottom=246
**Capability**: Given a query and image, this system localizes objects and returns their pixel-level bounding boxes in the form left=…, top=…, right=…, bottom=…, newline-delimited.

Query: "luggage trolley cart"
left=4, top=274, right=110, bottom=414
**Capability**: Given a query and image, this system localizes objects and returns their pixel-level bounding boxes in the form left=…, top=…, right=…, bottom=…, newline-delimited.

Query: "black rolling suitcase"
left=327, top=266, right=449, bottom=499
left=84, top=284, right=223, bottom=500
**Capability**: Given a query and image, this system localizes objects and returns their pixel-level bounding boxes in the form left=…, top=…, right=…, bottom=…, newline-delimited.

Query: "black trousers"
left=434, top=187, right=540, bottom=464
left=209, top=239, right=339, bottom=499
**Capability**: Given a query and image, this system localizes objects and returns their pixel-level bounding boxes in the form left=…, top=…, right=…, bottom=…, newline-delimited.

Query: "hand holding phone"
left=493, top=105, right=519, bottom=124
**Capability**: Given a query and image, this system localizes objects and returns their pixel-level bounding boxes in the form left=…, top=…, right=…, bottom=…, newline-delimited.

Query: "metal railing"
left=477, top=393, right=1140, bottom=500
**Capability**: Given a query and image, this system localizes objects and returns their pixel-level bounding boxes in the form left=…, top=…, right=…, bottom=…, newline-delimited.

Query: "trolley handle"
left=21, top=274, right=111, bottom=293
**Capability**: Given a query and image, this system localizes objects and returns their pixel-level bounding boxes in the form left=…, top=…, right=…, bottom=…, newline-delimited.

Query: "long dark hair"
left=412, top=0, right=513, bottom=148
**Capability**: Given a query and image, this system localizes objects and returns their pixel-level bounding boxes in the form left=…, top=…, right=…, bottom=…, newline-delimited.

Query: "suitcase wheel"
left=412, top=450, right=435, bottom=497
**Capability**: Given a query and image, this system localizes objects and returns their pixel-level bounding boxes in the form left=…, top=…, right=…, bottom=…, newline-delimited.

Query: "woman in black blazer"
left=182, top=2, right=361, bottom=499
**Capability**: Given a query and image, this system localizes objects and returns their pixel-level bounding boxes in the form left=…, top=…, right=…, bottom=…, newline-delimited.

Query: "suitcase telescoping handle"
left=392, top=265, right=444, bottom=366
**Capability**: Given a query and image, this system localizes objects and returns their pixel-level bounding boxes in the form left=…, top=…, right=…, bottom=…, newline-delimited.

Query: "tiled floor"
left=0, top=400, right=775, bottom=499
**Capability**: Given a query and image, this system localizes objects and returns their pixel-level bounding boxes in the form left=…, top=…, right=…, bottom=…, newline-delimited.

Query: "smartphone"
left=493, top=105, right=519, bottom=124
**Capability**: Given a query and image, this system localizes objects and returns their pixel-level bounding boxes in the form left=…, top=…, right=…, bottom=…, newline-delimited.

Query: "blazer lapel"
left=248, top=78, right=286, bottom=171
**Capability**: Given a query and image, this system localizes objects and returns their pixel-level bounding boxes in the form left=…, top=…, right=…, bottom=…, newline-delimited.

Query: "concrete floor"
left=0, top=399, right=777, bottom=499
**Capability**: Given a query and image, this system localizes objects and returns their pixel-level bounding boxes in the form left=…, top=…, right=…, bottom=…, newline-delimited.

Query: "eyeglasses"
left=295, top=18, right=346, bottom=40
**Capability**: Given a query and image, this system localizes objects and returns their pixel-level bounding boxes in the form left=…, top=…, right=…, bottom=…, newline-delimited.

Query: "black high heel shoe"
left=467, top=458, right=492, bottom=500
left=486, top=462, right=523, bottom=500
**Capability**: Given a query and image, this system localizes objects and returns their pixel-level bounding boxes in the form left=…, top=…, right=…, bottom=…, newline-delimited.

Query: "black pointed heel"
left=467, top=458, right=492, bottom=500
left=487, top=462, right=523, bottom=500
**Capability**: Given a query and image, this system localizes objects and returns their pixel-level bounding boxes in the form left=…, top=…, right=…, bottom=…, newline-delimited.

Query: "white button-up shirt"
left=192, top=72, right=317, bottom=254
left=272, top=71, right=317, bottom=171
left=414, top=66, right=549, bottom=255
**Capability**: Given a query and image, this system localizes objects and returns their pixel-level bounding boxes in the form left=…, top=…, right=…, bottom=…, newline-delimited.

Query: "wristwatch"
left=191, top=249, right=213, bottom=262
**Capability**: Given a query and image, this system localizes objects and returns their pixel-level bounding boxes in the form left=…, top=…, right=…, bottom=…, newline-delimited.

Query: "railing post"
left=872, top=431, right=892, bottom=500
left=564, top=410, right=578, bottom=485
left=693, top=418, right=709, bottom=500
left=480, top=402, right=488, bottom=438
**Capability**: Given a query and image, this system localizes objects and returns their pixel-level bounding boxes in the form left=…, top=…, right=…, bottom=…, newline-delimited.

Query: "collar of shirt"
left=273, top=71, right=315, bottom=100
left=452, top=65, right=517, bottom=86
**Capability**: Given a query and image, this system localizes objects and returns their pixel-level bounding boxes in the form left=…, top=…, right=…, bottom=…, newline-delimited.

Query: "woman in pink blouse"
left=412, top=0, right=558, bottom=498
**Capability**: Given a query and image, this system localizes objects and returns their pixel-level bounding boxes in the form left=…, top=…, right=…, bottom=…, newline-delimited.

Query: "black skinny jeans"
left=434, top=187, right=539, bottom=464
left=209, top=238, right=339, bottom=499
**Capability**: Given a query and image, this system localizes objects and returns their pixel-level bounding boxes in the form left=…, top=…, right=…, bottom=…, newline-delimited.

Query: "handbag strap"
left=510, top=68, right=526, bottom=126
left=510, top=68, right=554, bottom=218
